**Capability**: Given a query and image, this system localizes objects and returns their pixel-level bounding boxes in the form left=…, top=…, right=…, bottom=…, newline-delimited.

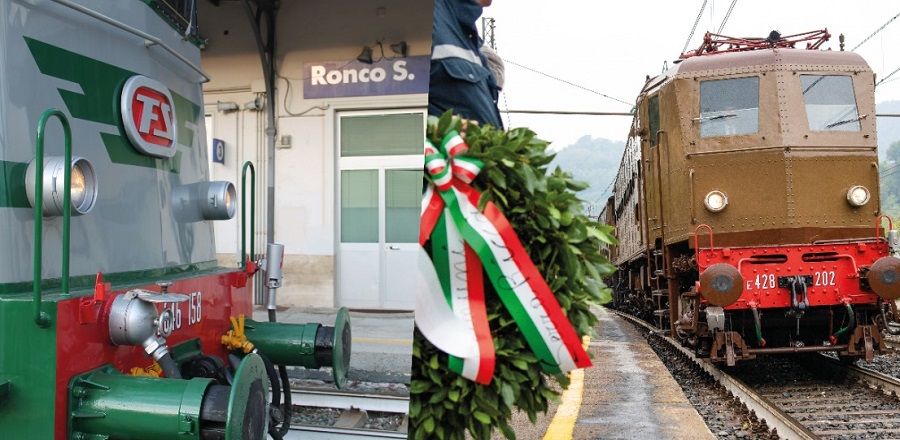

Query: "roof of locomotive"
left=641, top=48, right=871, bottom=94
left=677, top=48, right=870, bottom=73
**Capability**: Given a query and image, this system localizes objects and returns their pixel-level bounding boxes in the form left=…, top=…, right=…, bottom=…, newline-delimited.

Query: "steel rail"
left=285, top=425, right=407, bottom=440
left=825, top=354, right=900, bottom=397
left=613, top=310, right=818, bottom=440
left=290, top=388, right=410, bottom=414
left=48, top=0, right=210, bottom=83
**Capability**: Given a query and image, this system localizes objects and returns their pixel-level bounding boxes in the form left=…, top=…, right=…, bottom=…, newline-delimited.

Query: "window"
left=648, top=95, right=660, bottom=146
left=340, top=170, right=378, bottom=243
left=699, top=77, right=759, bottom=137
left=800, top=75, right=860, bottom=132
left=340, top=113, right=423, bottom=156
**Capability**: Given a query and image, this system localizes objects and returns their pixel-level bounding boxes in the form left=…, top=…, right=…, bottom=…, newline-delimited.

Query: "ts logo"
left=120, top=75, right=178, bottom=158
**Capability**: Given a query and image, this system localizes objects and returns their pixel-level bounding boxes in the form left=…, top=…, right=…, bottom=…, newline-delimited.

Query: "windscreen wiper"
left=826, top=114, right=867, bottom=128
left=693, top=113, right=737, bottom=122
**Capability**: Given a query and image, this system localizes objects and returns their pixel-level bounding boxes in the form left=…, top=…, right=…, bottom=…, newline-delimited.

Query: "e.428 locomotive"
left=603, top=30, right=900, bottom=365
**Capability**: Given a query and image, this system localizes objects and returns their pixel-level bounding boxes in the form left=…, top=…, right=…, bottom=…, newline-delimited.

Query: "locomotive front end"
left=679, top=47, right=894, bottom=363
left=608, top=32, right=899, bottom=367
left=0, top=2, right=352, bottom=438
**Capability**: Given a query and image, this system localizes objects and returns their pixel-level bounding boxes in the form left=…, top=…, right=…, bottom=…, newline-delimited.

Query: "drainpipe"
left=242, top=0, right=278, bottom=247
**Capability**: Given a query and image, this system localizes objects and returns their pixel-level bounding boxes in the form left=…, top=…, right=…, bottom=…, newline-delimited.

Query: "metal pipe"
left=751, top=305, right=766, bottom=347
left=747, top=344, right=849, bottom=354
left=833, top=302, right=856, bottom=341
left=49, top=0, right=209, bottom=82
left=241, top=161, right=256, bottom=268
left=881, top=301, right=900, bottom=335
left=33, top=109, right=73, bottom=328
left=241, top=0, right=277, bottom=247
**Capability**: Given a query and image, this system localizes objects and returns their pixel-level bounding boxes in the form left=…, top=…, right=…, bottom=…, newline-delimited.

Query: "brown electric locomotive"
left=603, top=30, right=900, bottom=364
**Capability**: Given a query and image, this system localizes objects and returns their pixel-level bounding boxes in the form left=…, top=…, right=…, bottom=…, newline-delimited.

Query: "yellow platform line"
left=542, top=336, right=591, bottom=440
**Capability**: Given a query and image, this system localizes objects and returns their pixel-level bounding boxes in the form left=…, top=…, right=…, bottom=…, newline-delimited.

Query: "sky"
left=485, top=0, right=900, bottom=150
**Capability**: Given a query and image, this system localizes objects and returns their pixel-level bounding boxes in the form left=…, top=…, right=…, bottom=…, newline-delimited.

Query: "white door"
left=337, top=110, right=423, bottom=309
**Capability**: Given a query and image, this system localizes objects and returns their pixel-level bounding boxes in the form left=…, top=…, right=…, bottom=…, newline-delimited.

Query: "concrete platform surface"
left=572, top=307, right=714, bottom=440
left=501, top=307, right=714, bottom=439
left=252, top=307, right=413, bottom=384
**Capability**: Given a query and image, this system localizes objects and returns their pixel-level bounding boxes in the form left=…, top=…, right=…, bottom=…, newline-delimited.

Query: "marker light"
left=846, top=185, right=870, bottom=207
left=704, top=190, right=728, bottom=213
left=25, top=156, right=98, bottom=216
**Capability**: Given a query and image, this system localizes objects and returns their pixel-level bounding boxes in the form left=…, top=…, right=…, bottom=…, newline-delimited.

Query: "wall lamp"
left=356, top=40, right=409, bottom=64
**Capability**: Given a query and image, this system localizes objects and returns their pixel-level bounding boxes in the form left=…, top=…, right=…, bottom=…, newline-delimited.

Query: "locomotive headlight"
left=25, top=156, right=98, bottom=216
left=704, top=190, right=728, bottom=213
left=201, top=181, right=236, bottom=220
left=846, top=185, right=870, bottom=207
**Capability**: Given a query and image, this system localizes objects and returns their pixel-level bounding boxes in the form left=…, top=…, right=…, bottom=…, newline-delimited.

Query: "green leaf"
left=410, top=381, right=431, bottom=394
left=500, top=383, right=515, bottom=406
left=520, top=165, right=536, bottom=195
left=473, top=411, right=492, bottom=424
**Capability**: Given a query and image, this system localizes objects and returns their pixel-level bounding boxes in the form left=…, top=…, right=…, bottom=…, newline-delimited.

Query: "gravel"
left=291, top=406, right=341, bottom=426
left=638, top=329, right=779, bottom=440
left=855, top=331, right=900, bottom=378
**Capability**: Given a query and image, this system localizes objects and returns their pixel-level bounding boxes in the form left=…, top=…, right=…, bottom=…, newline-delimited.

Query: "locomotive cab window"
left=648, top=95, right=660, bottom=146
left=699, top=76, right=759, bottom=138
left=800, top=75, right=861, bottom=132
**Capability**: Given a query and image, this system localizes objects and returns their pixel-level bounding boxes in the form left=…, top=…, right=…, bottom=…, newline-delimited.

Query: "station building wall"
left=199, top=0, right=432, bottom=309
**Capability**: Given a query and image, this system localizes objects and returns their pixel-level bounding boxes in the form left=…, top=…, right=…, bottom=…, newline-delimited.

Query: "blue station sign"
left=303, top=56, right=430, bottom=99
left=211, top=138, right=225, bottom=164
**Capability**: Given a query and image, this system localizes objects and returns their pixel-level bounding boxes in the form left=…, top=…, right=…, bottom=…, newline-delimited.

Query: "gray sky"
left=486, top=0, right=900, bottom=149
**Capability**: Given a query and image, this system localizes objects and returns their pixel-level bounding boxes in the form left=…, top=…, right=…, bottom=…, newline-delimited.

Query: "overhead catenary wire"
left=881, top=162, right=900, bottom=177
left=716, top=0, right=738, bottom=34
left=877, top=64, right=900, bottom=87
left=682, top=0, right=709, bottom=54
left=501, top=57, right=633, bottom=107
left=852, top=10, right=900, bottom=51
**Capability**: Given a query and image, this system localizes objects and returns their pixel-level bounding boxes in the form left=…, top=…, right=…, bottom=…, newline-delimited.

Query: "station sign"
left=303, top=56, right=429, bottom=99
left=212, top=138, right=225, bottom=164
left=120, top=75, right=177, bottom=158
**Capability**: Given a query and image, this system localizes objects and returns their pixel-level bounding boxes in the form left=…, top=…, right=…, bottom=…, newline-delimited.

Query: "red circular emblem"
left=120, top=76, right=177, bottom=158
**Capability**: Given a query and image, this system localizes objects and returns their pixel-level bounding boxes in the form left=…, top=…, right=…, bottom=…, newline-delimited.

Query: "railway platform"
left=506, top=307, right=714, bottom=439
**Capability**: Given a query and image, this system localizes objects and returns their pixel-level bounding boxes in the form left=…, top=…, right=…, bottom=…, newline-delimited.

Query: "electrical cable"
left=267, top=308, right=292, bottom=437
left=682, top=0, right=709, bottom=54
left=877, top=64, right=900, bottom=87
left=500, top=57, right=632, bottom=106
left=716, top=0, right=738, bottom=35
left=880, top=162, right=900, bottom=176
left=852, top=10, right=900, bottom=52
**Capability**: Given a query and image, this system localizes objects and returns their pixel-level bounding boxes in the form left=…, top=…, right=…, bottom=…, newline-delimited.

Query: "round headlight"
left=846, top=185, right=870, bottom=207
left=202, top=181, right=236, bottom=220
left=25, top=156, right=98, bottom=216
left=704, top=190, right=728, bottom=213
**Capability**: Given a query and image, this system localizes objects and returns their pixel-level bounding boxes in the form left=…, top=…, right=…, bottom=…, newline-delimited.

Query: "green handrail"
left=33, top=109, right=73, bottom=328
left=241, top=161, right=256, bottom=268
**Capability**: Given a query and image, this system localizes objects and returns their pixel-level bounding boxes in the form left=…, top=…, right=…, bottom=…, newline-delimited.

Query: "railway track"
left=286, top=387, right=409, bottom=440
left=615, top=310, right=900, bottom=440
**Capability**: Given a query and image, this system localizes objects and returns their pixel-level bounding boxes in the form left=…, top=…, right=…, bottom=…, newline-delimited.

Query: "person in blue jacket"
left=429, top=0, right=504, bottom=129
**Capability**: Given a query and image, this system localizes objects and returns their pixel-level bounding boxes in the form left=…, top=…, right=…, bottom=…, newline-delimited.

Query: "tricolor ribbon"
left=417, top=130, right=591, bottom=384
